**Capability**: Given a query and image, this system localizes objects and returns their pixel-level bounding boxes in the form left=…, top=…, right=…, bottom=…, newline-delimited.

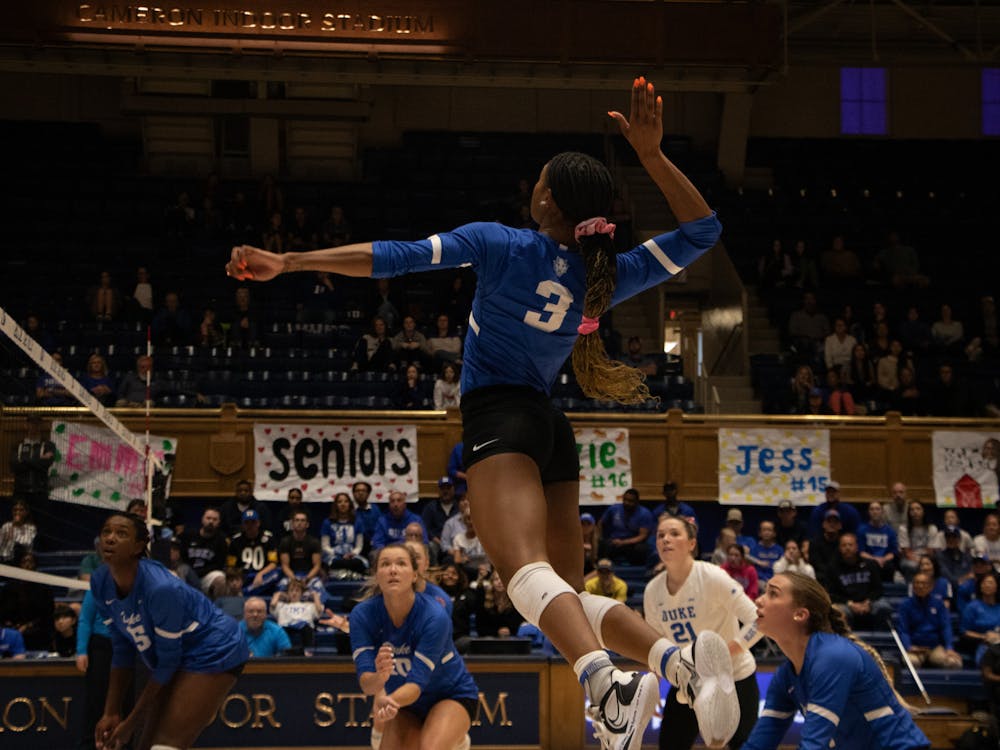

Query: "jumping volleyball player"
left=227, top=77, right=736, bottom=749
left=92, top=512, right=249, bottom=750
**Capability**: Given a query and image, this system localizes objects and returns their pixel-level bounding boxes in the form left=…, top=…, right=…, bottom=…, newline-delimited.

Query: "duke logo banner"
left=932, top=431, right=1000, bottom=508
left=49, top=422, right=177, bottom=508
left=719, top=428, right=831, bottom=506
left=576, top=427, right=632, bottom=504
left=253, top=423, right=419, bottom=502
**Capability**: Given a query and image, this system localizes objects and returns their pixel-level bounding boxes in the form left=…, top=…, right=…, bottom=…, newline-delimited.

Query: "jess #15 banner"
left=932, top=430, right=1000, bottom=508
left=49, top=421, right=177, bottom=508
left=576, top=427, right=632, bottom=504
left=253, top=423, right=419, bottom=502
left=718, top=427, right=831, bottom=506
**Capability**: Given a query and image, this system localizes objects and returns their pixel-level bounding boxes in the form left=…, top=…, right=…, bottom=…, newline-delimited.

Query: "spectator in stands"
left=976, top=513, right=1000, bottom=562
left=391, top=314, right=431, bottom=371
left=276, top=486, right=305, bottom=537
left=820, top=234, right=862, bottom=286
left=78, top=536, right=102, bottom=581
left=277, top=510, right=324, bottom=593
left=787, top=238, right=819, bottom=290
left=585, top=558, right=628, bottom=602
left=422, top=476, right=459, bottom=565
left=320, top=492, right=367, bottom=576
left=928, top=362, right=974, bottom=417
left=167, top=537, right=202, bottom=589
left=80, top=353, right=116, bottom=406
left=803, top=386, right=833, bottom=416
left=580, top=512, right=598, bottom=575
left=445, top=274, right=473, bottom=327
left=405, top=540, right=452, bottom=614
left=352, top=481, right=380, bottom=553
left=426, top=312, right=463, bottom=368
left=213, top=570, right=246, bottom=619
left=857, top=501, right=898, bottom=582
left=897, top=572, right=962, bottom=669
left=371, top=490, right=424, bottom=552
left=868, top=322, right=892, bottom=364
left=899, top=500, right=940, bottom=580
left=165, top=191, right=196, bottom=238
left=438, top=562, right=469, bottom=604
left=892, top=366, right=924, bottom=415
left=473, top=570, right=524, bottom=639
left=126, top=266, right=154, bottom=324
left=196, top=306, right=226, bottom=348
left=115, top=354, right=158, bottom=407
left=934, top=509, right=975, bottom=554
left=772, top=539, right=815, bottom=579
left=151, top=290, right=194, bottom=347
left=11, top=415, right=55, bottom=516
left=87, top=269, right=122, bottom=321
left=51, top=603, right=77, bottom=656
left=440, top=495, right=470, bottom=566
left=840, top=304, right=865, bottom=343
left=775, top=499, right=808, bottom=552
left=321, top=204, right=351, bottom=247
left=597, top=487, right=655, bottom=565
left=261, top=210, right=286, bottom=253
left=652, top=480, right=698, bottom=528
left=24, top=312, right=56, bottom=352
left=726, top=507, right=756, bottom=554
left=0, top=552, right=54, bottom=651
left=446, top=440, right=468, bottom=498
left=898, top=304, right=932, bottom=358
left=258, top=175, right=284, bottom=221
left=749, top=520, right=782, bottom=585
left=757, top=239, right=791, bottom=291
left=227, top=509, right=280, bottom=596
left=287, top=206, right=318, bottom=252
left=179, top=507, right=229, bottom=599
left=395, top=364, right=426, bottom=409
left=710, top=527, right=738, bottom=566
left=807, top=481, right=860, bottom=537
left=241, top=597, right=291, bottom=658
left=913, top=554, right=954, bottom=607
left=875, top=339, right=905, bottom=400
left=0, top=626, right=25, bottom=658
left=352, top=315, right=396, bottom=372
left=227, top=190, right=256, bottom=244
left=788, top=363, right=817, bottom=414
left=829, top=532, right=892, bottom=630
left=961, top=571, right=1000, bottom=664
left=226, top=285, right=259, bottom=349
left=434, top=362, right=461, bottom=409
left=452, top=507, right=488, bottom=582
left=808, top=508, right=844, bottom=587
left=35, top=351, right=74, bottom=406
left=843, top=342, right=876, bottom=403
left=873, top=230, right=927, bottom=290
left=824, top=368, right=856, bottom=416
left=936, top=526, right=974, bottom=591
left=722, top=543, right=759, bottom=599
left=0, top=500, right=36, bottom=565
left=270, top=577, right=323, bottom=649
left=932, top=303, right=965, bottom=355
left=297, top=271, right=337, bottom=325
left=370, top=278, right=400, bottom=332
left=219, top=478, right=273, bottom=535
left=824, top=318, right=857, bottom=372
left=883, top=482, right=911, bottom=532
left=618, top=335, right=658, bottom=376
left=966, top=295, right=999, bottom=363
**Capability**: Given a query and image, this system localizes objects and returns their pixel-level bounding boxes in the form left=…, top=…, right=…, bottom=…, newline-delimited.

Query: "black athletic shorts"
left=460, top=385, right=579, bottom=484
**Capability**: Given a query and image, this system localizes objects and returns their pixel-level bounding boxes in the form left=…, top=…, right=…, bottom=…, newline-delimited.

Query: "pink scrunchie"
left=578, top=316, right=600, bottom=335
left=574, top=217, right=616, bottom=242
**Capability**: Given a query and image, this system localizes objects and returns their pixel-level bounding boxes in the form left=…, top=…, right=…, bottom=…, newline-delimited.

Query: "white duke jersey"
left=372, top=214, right=721, bottom=395
left=644, top=560, right=759, bottom=680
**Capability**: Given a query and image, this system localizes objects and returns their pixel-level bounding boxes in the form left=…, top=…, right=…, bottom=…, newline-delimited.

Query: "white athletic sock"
left=370, top=727, right=383, bottom=750
left=649, top=637, right=679, bottom=680
left=574, top=650, right=614, bottom=701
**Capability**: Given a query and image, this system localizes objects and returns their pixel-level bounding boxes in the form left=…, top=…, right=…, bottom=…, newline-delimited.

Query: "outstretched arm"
left=226, top=241, right=374, bottom=282
left=609, top=77, right=712, bottom=223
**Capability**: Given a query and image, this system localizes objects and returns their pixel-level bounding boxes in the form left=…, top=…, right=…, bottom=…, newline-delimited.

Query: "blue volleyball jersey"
left=92, top=558, right=249, bottom=685
left=422, top=581, right=454, bottom=616
left=743, top=632, right=929, bottom=750
left=350, top=591, right=478, bottom=705
left=372, top=215, right=720, bottom=395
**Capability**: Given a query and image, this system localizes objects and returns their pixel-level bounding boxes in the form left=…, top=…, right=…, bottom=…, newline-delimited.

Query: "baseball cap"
left=596, top=558, right=613, bottom=571
left=973, top=552, right=991, bottom=563
left=242, top=509, right=260, bottom=522
left=824, top=508, right=841, bottom=520
left=580, top=513, right=595, bottom=524
left=778, top=500, right=795, bottom=510
left=826, top=480, right=841, bottom=491
left=726, top=508, right=743, bottom=522
left=438, top=476, right=453, bottom=487
left=943, top=525, right=961, bottom=537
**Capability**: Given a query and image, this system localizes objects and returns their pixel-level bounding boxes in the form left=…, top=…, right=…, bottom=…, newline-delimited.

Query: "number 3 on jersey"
left=523, top=280, right=573, bottom=333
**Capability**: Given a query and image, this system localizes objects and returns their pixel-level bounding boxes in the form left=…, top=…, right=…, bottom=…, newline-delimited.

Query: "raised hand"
left=608, top=76, right=663, bottom=161
left=225, top=245, right=285, bottom=282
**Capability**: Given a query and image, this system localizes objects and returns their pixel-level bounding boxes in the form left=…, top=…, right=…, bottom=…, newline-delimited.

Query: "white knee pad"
left=151, top=745, right=181, bottom=750
left=505, top=562, right=576, bottom=627
left=578, top=590, right=626, bottom=649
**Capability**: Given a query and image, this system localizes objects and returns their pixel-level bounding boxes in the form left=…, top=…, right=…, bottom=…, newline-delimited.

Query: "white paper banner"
left=49, top=421, right=177, bottom=508
left=576, top=427, right=632, bottom=505
left=253, top=423, right=419, bottom=503
left=719, top=427, right=831, bottom=506
left=932, top=431, right=1000, bottom=508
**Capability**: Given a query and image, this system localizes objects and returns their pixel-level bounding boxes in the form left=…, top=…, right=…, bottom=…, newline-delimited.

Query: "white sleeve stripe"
left=643, top=238, right=684, bottom=275
left=430, top=235, right=442, bottom=265
left=468, top=312, right=480, bottom=335
left=154, top=622, right=199, bottom=639
left=806, top=703, right=841, bottom=726
left=102, top=618, right=113, bottom=625
left=761, top=709, right=795, bottom=719
left=864, top=706, right=893, bottom=721
left=442, top=652, right=454, bottom=663
left=414, top=650, right=436, bottom=671
left=353, top=646, right=374, bottom=660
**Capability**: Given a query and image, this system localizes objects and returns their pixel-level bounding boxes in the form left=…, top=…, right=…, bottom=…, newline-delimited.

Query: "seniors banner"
left=576, top=427, right=632, bottom=504
left=253, top=423, right=419, bottom=502
left=718, top=427, right=831, bottom=506
left=931, top=431, right=1000, bottom=508
left=49, top=421, right=177, bottom=508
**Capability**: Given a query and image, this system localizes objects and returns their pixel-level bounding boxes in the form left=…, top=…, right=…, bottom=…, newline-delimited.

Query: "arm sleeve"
left=406, top=607, right=454, bottom=691
left=611, top=214, right=721, bottom=305
left=797, top=648, right=862, bottom=750
left=742, top=666, right=797, bottom=750
left=348, top=603, right=378, bottom=677
left=77, top=591, right=96, bottom=654
left=371, top=223, right=506, bottom=279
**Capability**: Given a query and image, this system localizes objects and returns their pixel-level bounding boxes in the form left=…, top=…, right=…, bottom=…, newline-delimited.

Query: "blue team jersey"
left=422, top=582, right=454, bottom=616
left=320, top=517, right=365, bottom=557
left=350, top=591, right=478, bottom=714
left=92, top=558, right=249, bottom=684
left=751, top=541, right=784, bottom=583
left=743, top=632, right=929, bottom=750
left=372, top=216, right=720, bottom=395
left=857, top=522, right=898, bottom=558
